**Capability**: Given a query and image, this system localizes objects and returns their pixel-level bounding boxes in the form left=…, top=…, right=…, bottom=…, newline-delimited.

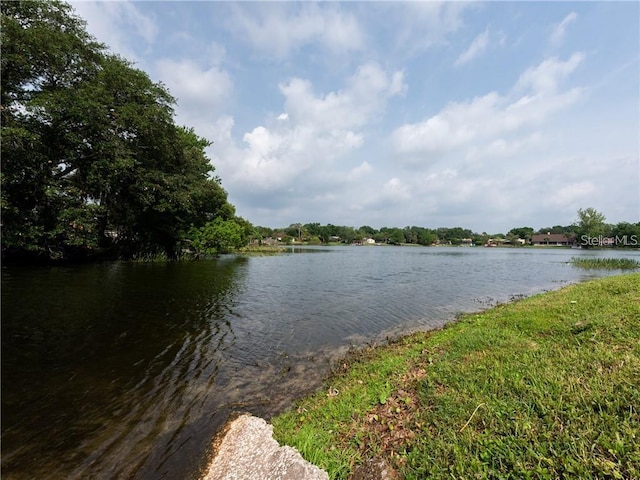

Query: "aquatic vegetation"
left=570, top=257, right=640, bottom=269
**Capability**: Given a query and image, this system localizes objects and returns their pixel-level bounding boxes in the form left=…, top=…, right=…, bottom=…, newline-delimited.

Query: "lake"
left=2, top=246, right=638, bottom=479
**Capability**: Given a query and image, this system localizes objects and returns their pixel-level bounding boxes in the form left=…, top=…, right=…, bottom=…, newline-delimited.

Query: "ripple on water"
left=3, top=247, right=634, bottom=479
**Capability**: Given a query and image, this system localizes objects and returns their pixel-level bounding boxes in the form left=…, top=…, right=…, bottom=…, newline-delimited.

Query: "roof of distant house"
left=532, top=233, right=576, bottom=243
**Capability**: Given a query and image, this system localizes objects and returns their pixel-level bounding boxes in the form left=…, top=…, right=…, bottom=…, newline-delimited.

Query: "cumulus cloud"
left=455, top=28, right=490, bottom=66
left=550, top=12, right=578, bottom=47
left=393, top=53, right=585, bottom=156
left=281, top=63, right=406, bottom=130
left=211, top=63, right=405, bottom=205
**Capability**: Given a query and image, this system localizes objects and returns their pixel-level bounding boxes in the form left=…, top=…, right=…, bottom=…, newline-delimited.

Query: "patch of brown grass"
left=340, top=365, right=428, bottom=470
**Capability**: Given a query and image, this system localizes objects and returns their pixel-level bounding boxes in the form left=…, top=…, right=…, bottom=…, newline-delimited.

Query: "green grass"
left=272, top=273, right=640, bottom=479
left=570, top=257, right=640, bottom=269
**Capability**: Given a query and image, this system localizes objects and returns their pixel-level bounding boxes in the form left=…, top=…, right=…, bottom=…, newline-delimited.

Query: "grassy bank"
left=272, top=273, right=640, bottom=479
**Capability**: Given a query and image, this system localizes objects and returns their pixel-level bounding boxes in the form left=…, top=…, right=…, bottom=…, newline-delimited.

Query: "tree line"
left=255, top=209, right=640, bottom=248
left=1, top=0, right=252, bottom=262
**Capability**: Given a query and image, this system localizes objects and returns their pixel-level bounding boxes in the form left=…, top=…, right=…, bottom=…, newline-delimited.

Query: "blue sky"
left=71, top=1, right=639, bottom=233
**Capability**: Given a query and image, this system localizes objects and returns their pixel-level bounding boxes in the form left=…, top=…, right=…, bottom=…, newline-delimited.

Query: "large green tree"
left=1, top=0, right=236, bottom=261
left=574, top=207, right=607, bottom=247
left=188, top=218, right=246, bottom=256
left=508, top=227, right=534, bottom=242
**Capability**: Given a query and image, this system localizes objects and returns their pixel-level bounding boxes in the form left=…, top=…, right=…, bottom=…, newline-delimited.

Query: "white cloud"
left=228, top=3, right=365, bottom=59
left=390, top=2, right=471, bottom=54
left=515, top=53, right=584, bottom=94
left=455, top=28, right=490, bottom=66
left=347, top=161, right=373, bottom=181
left=550, top=12, right=578, bottom=47
left=382, top=177, right=412, bottom=203
left=281, top=63, right=405, bottom=130
left=393, top=54, right=585, bottom=156
left=465, top=132, right=546, bottom=162
left=71, top=1, right=157, bottom=61
left=212, top=63, right=404, bottom=201
left=549, top=181, right=597, bottom=207
left=154, top=59, right=232, bottom=116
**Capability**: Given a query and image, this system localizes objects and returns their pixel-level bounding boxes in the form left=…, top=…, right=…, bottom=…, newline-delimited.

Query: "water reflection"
left=2, top=257, right=247, bottom=480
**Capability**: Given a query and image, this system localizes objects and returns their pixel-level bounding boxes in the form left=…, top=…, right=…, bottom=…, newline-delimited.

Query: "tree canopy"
left=1, top=0, right=244, bottom=261
left=574, top=207, right=607, bottom=241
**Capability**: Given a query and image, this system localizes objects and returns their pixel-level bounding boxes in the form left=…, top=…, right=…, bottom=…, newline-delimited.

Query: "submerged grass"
left=570, top=257, right=640, bottom=270
left=237, top=245, right=286, bottom=256
left=272, top=273, right=640, bottom=479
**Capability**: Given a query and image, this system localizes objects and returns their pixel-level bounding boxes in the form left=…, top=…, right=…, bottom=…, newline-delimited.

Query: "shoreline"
left=269, top=273, right=640, bottom=479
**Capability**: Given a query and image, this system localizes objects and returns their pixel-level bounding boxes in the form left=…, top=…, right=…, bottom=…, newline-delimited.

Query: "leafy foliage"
left=188, top=218, right=247, bottom=256
left=1, top=0, right=244, bottom=261
left=574, top=207, right=607, bottom=244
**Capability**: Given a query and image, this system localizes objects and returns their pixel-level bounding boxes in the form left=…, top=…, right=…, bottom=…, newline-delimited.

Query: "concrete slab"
left=202, top=414, right=329, bottom=480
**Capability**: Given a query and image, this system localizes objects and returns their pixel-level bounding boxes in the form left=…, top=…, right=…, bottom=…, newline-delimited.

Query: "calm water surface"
left=2, top=246, right=638, bottom=479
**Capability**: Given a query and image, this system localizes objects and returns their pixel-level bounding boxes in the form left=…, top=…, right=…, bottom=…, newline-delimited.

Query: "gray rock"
left=202, top=414, right=329, bottom=480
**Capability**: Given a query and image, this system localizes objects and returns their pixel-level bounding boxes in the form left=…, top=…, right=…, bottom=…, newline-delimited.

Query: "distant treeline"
left=254, top=219, right=640, bottom=247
